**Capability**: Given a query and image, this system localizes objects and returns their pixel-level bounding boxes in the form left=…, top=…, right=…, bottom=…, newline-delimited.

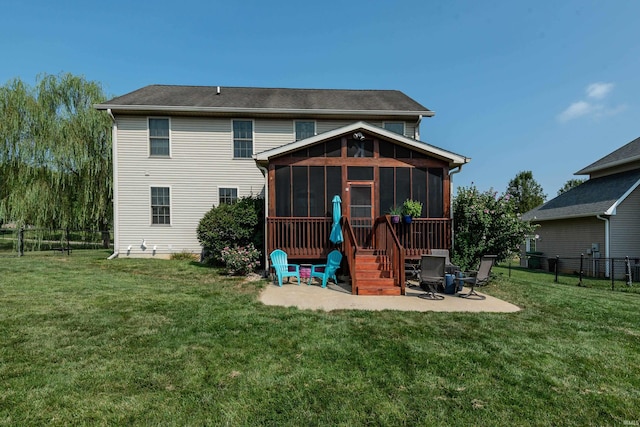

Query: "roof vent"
left=216, top=86, right=221, bottom=95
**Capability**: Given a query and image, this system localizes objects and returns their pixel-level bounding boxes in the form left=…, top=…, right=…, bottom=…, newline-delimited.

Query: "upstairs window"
left=149, top=118, right=170, bottom=156
left=233, top=120, right=253, bottom=158
left=151, top=187, right=170, bottom=225
left=295, top=121, right=315, bottom=141
left=219, top=187, right=238, bottom=205
left=383, top=122, right=405, bottom=136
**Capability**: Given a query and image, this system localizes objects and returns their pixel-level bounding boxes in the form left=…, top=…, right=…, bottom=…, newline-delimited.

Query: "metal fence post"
left=578, top=253, right=584, bottom=286
left=18, top=227, right=24, bottom=257
left=611, top=257, right=615, bottom=291
left=626, top=256, right=632, bottom=287
left=554, top=255, right=559, bottom=283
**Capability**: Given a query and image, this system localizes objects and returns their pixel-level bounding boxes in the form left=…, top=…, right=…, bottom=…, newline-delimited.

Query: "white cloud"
left=557, top=101, right=594, bottom=122
left=557, top=82, right=623, bottom=123
left=586, top=82, right=614, bottom=99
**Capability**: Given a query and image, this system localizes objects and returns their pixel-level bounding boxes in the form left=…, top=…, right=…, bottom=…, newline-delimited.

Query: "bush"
left=453, top=186, right=535, bottom=270
left=196, top=196, right=264, bottom=266
left=220, top=244, right=260, bottom=275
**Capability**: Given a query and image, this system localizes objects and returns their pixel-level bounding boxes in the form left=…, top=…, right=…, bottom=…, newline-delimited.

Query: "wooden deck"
left=266, top=216, right=451, bottom=261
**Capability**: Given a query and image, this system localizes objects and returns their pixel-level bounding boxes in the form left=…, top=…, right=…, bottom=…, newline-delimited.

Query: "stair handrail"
left=372, top=215, right=405, bottom=295
left=341, top=216, right=359, bottom=295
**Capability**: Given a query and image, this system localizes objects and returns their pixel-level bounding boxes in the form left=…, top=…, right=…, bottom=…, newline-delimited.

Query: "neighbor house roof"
left=254, top=121, right=469, bottom=168
left=522, top=169, right=640, bottom=222
left=95, top=85, right=434, bottom=119
left=576, top=136, right=640, bottom=175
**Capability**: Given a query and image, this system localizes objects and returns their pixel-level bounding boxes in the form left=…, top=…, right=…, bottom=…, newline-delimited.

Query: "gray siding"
left=610, top=187, right=640, bottom=259
left=533, top=217, right=604, bottom=273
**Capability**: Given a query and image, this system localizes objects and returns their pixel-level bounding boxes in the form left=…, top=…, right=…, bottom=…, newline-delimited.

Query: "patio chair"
left=309, top=249, right=342, bottom=288
left=418, top=255, right=446, bottom=300
left=430, top=249, right=459, bottom=274
left=458, top=255, right=497, bottom=299
left=269, top=249, right=301, bottom=287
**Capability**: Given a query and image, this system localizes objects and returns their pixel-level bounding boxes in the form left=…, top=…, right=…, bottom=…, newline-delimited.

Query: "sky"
left=2, top=0, right=639, bottom=199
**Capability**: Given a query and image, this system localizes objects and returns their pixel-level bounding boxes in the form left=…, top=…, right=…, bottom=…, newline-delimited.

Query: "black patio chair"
left=418, top=255, right=446, bottom=300
left=458, top=255, right=497, bottom=300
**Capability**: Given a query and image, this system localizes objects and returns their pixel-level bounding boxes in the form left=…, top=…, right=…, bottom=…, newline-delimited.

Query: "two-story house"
left=522, top=136, right=640, bottom=278
left=96, top=85, right=469, bottom=294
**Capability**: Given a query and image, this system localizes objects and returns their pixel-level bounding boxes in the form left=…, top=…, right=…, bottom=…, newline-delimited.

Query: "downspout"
left=448, top=161, right=465, bottom=251
left=257, top=164, right=269, bottom=274
left=415, top=115, right=422, bottom=140
left=596, top=215, right=610, bottom=277
left=107, top=108, right=119, bottom=260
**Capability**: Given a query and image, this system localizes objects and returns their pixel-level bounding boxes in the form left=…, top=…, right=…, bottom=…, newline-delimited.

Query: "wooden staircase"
left=353, top=249, right=402, bottom=295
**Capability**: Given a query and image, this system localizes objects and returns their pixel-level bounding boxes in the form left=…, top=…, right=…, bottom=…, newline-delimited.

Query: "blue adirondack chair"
left=309, top=250, right=342, bottom=288
left=270, top=249, right=300, bottom=286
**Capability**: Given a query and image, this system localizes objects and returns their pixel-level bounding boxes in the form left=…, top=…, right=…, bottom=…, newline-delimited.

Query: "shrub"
left=196, top=196, right=264, bottom=266
left=220, top=244, right=260, bottom=275
left=452, top=186, right=535, bottom=270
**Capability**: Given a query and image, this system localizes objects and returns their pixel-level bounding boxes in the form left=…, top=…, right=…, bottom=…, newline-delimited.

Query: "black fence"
left=523, top=252, right=639, bottom=291
left=0, top=228, right=113, bottom=257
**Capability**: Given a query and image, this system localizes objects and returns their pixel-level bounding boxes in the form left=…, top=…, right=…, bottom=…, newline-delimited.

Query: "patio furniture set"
left=271, top=247, right=497, bottom=300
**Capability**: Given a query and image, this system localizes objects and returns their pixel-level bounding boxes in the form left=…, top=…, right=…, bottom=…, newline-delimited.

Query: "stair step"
left=355, top=270, right=393, bottom=279
left=357, top=284, right=402, bottom=296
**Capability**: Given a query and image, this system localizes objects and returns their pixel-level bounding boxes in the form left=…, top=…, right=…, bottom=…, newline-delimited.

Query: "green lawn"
left=1, top=252, right=639, bottom=426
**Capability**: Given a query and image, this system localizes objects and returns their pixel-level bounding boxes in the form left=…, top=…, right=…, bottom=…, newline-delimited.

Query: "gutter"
left=95, top=104, right=435, bottom=118
left=448, top=162, right=465, bottom=251
left=107, top=108, right=119, bottom=260
left=596, top=215, right=610, bottom=277
left=257, top=165, right=269, bottom=273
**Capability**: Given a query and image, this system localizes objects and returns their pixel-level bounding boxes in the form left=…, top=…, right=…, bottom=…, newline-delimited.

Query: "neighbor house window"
left=151, top=187, right=170, bottom=225
left=384, top=122, right=405, bottom=136
left=233, top=120, right=253, bottom=158
left=219, top=187, right=238, bottom=205
left=295, top=121, right=315, bottom=141
left=149, top=118, right=170, bottom=156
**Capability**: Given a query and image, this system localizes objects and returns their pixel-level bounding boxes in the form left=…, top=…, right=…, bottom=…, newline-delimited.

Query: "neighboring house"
left=522, top=136, right=640, bottom=277
left=96, top=85, right=469, bottom=294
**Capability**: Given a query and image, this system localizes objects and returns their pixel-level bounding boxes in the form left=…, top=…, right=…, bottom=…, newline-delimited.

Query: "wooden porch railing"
left=341, top=217, right=359, bottom=295
left=267, top=217, right=333, bottom=259
left=372, top=216, right=405, bottom=294
left=392, top=218, right=452, bottom=259
left=267, top=217, right=451, bottom=259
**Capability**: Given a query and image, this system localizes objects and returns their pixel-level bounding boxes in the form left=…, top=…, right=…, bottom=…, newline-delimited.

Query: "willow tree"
left=0, top=73, right=112, bottom=246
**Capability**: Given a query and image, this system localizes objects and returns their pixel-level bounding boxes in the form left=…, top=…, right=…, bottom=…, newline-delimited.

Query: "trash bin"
left=548, top=258, right=557, bottom=273
left=444, top=274, right=456, bottom=294
left=527, top=251, right=543, bottom=269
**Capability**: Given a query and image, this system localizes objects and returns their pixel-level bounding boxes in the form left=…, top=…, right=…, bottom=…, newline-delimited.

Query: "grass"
left=1, top=252, right=639, bottom=425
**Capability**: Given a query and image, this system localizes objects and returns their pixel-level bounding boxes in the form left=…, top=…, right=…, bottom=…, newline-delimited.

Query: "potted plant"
left=387, top=206, right=402, bottom=224
left=402, top=199, right=423, bottom=224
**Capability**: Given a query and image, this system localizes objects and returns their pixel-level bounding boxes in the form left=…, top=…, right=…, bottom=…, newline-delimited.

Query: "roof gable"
left=522, top=169, right=640, bottom=221
left=576, top=136, right=640, bottom=175
left=96, top=85, right=433, bottom=118
left=254, top=121, right=469, bottom=167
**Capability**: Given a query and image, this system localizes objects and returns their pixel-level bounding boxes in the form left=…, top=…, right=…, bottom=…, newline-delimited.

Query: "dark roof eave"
left=94, top=104, right=435, bottom=118
left=576, top=154, right=640, bottom=175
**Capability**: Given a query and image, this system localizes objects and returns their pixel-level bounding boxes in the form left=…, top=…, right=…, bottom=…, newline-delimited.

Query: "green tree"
left=0, top=73, right=112, bottom=245
left=506, top=170, right=546, bottom=214
left=557, top=178, right=586, bottom=196
left=452, top=186, right=535, bottom=270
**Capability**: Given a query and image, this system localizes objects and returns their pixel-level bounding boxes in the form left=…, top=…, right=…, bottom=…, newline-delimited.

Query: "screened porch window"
left=275, top=165, right=341, bottom=217
left=380, top=167, right=443, bottom=217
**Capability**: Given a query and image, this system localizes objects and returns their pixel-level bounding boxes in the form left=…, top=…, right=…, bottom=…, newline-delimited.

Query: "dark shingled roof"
left=576, top=136, right=640, bottom=174
left=97, top=85, right=432, bottom=114
left=522, top=169, right=640, bottom=221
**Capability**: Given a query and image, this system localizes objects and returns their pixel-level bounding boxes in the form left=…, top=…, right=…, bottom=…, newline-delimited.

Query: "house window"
left=233, top=120, right=253, bottom=158
left=151, top=187, right=170, bottom=225
left=384, top=122, right=405, bottom=136
left=149, top=118, right=170, bottom=156
left=295, top=121, right=315, bottom=141
left=219, top=187, right=238, bottom=205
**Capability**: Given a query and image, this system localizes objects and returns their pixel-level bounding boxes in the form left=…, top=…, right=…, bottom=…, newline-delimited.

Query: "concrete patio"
left=259, top=279, right=521, bottom=313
